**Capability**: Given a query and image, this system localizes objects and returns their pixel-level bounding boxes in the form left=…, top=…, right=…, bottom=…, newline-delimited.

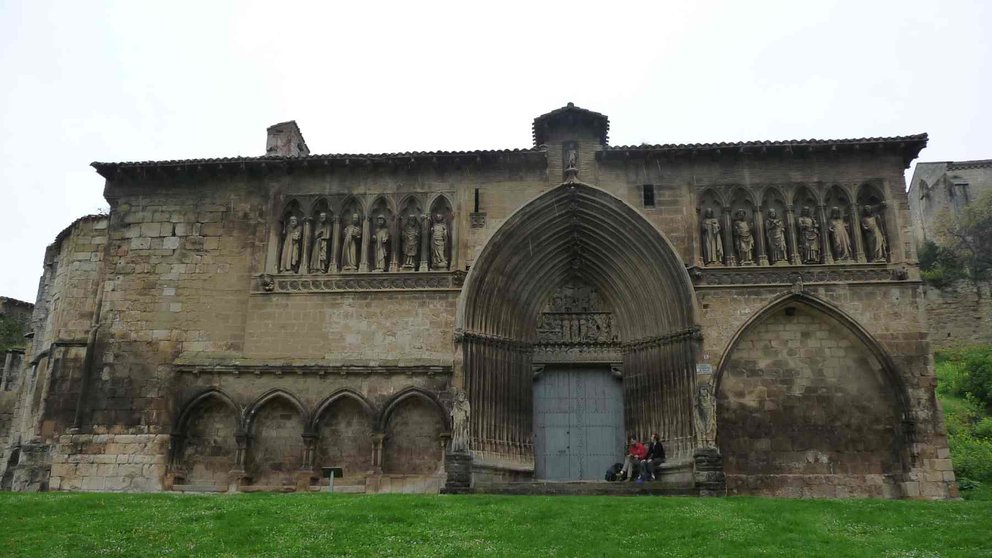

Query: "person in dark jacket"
left=641, top=433, right=666, bottom=481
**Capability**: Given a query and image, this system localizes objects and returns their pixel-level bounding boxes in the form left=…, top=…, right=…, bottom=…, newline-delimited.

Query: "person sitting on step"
left=640, top=433, right=666, bottom=481
left=619, top=435, right=647, bottom=481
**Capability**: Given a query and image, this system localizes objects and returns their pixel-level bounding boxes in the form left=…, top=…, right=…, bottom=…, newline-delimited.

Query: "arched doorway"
left=455, top=182, right=699, bottom=480
left=715, top=295, right=911, bottom=497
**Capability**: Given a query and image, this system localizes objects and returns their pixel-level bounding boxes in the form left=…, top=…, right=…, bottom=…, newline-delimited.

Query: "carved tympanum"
left=536, top=280, right=617, bottom=344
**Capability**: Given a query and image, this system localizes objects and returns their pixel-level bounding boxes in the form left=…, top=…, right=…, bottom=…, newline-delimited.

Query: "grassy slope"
left=1, top=493, right=990, bottom=558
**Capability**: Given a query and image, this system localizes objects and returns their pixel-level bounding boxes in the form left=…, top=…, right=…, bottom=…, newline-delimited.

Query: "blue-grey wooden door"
left=533, top=366, right=625, bottom=480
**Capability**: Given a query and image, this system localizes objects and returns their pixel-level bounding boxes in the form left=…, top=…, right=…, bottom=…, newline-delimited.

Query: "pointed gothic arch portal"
left=456, top=182, right=700, bottom=477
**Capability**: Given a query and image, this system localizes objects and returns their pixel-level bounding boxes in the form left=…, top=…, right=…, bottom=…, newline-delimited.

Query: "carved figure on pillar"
left=450, top=389, right=471, bottom=453
left=430, top=213, right=449, bottom=269
left=694, top=381, right=716, bottom=448
left=374, top=215, right=390, bottom=272
left=861, top=205, right=888, bottom=262
left=402, top=214, right=421, bottom=270
left=279, top=215, right=303, bottom=273
left=765, top=208, right=788, bottom=264
left=700, top=208, right=723, bottom=266
left=732, top=209, right=754, bottom=266
left=828, top=206, right=853, bottom=262
left=797, top=206, right=821, bottom=264
left=341, top=213, right=362, bottom=271
left=309, top=212, right=331, bottom=273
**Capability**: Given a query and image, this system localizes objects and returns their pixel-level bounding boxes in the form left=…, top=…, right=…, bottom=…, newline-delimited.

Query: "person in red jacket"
left=619, top=435, right=647, bottom=481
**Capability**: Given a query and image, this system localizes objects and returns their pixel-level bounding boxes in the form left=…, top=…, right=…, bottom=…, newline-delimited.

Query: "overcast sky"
left=1, top=0, right=989, bottom=302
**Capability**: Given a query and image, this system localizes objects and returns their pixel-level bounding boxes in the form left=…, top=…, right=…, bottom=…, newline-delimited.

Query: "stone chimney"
left=266, top=121, right=310, bottom=157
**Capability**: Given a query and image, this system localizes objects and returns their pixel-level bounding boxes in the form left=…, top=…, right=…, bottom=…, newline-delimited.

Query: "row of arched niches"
left=275, top=194, right=456, bottom=274
left=697, top=182, right=891, bottom=266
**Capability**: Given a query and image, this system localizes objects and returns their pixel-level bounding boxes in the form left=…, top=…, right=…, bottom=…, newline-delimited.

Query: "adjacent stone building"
left=0, top=104, right=956, bottom=498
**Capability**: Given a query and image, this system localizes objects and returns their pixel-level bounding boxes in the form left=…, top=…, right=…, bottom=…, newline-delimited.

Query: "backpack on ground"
left=605, top=462, right=622, bottom=482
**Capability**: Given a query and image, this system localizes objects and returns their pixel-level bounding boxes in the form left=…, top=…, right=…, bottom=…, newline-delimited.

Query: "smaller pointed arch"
left=377, top=388, right=450, bottom=433
left=174, top=389, right=240, bottom=435
left=244, top=389, right=310, bottom=433
left=310, top=389, right=376, bottom=432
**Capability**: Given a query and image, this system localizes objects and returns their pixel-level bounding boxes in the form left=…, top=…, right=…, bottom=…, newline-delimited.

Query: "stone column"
left=449, top=214, right=458, bottom=272
left=817, top=205, right=833, bottom=264
left=755, top=208, right=768, bottom=266
left=358, top=216, right=371, bottom=272
left=329, top=216, right=341, bottom=271
left=0, top=352, right=12, bottom=391
left=371, top=433, right=385, bottom=474
left=419, top=215, right=430, bottom=271
left=850, top=202, right=866, bottom=263
left=786, top=208, right=800, bottom=265
left=693, top=447, right=726, bottom=497
left=721, top=206, right=735, bottom=266
left=301, top=433, right=317, bottom=471
left=391, top=216, right=402, bottom=272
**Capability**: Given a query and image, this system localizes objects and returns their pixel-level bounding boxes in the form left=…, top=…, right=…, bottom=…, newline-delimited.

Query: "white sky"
left=1, top=0, right=989, bottom=302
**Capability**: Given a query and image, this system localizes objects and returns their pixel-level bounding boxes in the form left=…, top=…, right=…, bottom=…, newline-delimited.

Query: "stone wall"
left=923, top=279, right=992, bottom=350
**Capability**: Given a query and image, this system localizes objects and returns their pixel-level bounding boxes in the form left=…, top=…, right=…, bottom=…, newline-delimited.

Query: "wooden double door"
left=533, top=365, right=625, bottom=480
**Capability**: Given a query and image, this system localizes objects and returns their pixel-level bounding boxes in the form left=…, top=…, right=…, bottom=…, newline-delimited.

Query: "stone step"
left=469, top=481, right=696, bottom=496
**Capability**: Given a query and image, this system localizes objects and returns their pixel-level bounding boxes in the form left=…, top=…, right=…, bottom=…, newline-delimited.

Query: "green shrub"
left=936, top=346, right=992, bottom=409
left=948, top=433, right=992, bottom=481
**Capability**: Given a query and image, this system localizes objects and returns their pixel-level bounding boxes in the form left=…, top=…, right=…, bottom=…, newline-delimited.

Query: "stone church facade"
left=0, top=104, right=956, bottom=498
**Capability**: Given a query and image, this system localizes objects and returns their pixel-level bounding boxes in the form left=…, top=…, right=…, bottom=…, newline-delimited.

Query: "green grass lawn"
left=1, top=493, right=990, bottom=558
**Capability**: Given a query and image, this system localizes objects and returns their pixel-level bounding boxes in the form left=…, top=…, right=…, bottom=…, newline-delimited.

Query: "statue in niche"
left=797, top=206, right=821, bottom=264
left=279, top=215, right=302, bottom=273
left=430, top=213, right=449, bottom=269
left=732, top=209, right=754, bottom=265
left=828, top=206, right=852, bottom=262
left=402, top=214, right=420, bottom=270
left=565, top=148, right=577, bottom=169
left=861, top=204, right=888, bottom=262
left=309, top=212, right=331, bottom=273
left=694, top=381, right=716, bottom=448
left=341, top=213, right=362, bottom=271
left=765, top=208, right=788, bottom=264
left=374, top=215, right=390, bottom=271
left=450, top=389, right=471, bottom=453
left=700, top=208, right=723, bottom=265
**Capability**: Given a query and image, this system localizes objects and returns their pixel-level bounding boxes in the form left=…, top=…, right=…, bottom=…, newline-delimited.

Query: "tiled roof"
left=947, top=159, right=992, bottom=171
left=91, top=148, right=545, bottom=178
left=606, top=133, right=928, bottom=152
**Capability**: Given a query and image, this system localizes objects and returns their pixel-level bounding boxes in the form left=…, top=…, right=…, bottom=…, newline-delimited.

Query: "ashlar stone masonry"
left=0, top=104, right=955, bottom=498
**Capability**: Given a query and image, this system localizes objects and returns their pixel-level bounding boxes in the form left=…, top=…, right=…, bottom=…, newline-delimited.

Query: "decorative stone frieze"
left=689, top=264, right=907, bottom=287
left=252, top=270, right=466, bottom=293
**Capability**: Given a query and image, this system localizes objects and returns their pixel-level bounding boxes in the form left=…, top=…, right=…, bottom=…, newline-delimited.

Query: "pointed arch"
left=377, top=387, right=449, bottom=432
left=714, top=291, right=911, bottom=416
left=174, top=389, right=240, bottom=435
left=243, top=388, right=309, bottom=433
left=311, top=389, right=376, bottom=431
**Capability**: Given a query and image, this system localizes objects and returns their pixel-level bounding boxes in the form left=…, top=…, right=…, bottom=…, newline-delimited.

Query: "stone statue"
left=700, top=208, right=723, bottom=265
left=402, top=214, right=420, bottom=270
left=309, top=212, right=331, bottom=273
left=828, top=206, right=852, bottom=261
left=374, top=215, right=390, bottom=271
left=765, top=208, right=788, bottom=264
left=430, top=213, right=448, bottom=269
left=341, top=213, right=362, bottom=271
left=694, top=381, right=716, bottom=448
left=565, top=148, right=577, bottom=169
left=733, top=209, right=754, bottom=265
left=797, top=206, right=821, bottom=264
left=450, top=389, right=471, bottom=453
left=861, top=205, right=887, bottom=262
left=279, top=215, right=302, bottom=273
